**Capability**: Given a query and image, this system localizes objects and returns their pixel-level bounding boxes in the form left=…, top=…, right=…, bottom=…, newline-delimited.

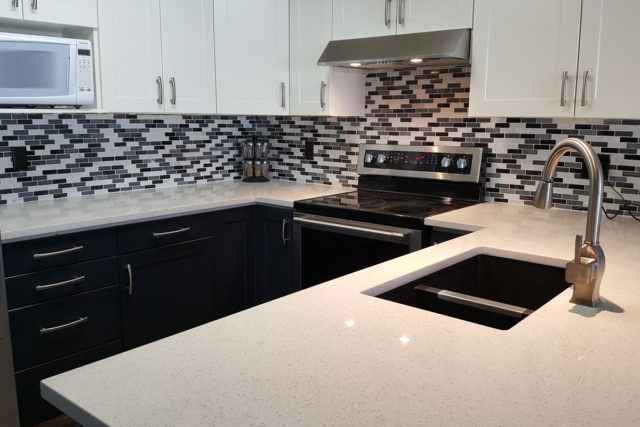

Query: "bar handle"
left=36, top=276, right=85, bottom=292
left=40, top=317, right=88, bottom=335
left=12, top=0, right=19, bottom=8
left=169, top=77, right=176, bottom=105
left=152, top=227, right=191, bottom=238
left=282, top=219, right=290, bottom=246
left=294, top=217, right=408, bottom=240
left=320, top=81, right=327, bottom=109
left=31, top=0, right=36, bottom=10
left=399, top=0, right=406, bottom=25
left=125, top=264, right=133, bottom=296
left=33, top=246, right=83, bottom=260
left=581, top=70, right=589, bottom=107
left=560, top=70, right=568, bottom=107
left=156, top=76, right=163, bottom=104
left=384, top=0, right=392, bottom=27
left=280, top=81, right=286, bottom=109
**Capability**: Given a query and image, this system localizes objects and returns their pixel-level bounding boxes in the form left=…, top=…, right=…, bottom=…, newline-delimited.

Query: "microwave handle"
left=155, top=76, right=163, bottom=105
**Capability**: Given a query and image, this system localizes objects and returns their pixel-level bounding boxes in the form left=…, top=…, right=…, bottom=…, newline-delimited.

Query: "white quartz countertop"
left=41, top=203, right=640, bottom=426
left=0, top=181, right=350, bottom=242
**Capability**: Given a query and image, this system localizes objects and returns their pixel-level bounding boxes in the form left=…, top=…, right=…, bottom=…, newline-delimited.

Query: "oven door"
left=293, top=213, right=423, bottom=289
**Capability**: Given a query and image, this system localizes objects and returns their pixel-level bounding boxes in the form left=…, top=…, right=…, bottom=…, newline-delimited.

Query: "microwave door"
left=0, top=41, right=77, bottom=105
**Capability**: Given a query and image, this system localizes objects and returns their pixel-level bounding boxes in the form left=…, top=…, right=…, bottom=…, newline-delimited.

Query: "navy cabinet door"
left=213, top=206, right=255, bottom=319
left=119, top=238, right=215, bottom=350
left=254, top=206, right=296, bottom=304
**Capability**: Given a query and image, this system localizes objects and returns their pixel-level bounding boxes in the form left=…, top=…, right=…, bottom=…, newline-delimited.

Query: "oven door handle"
left=293, top=216, right=417, bottom=243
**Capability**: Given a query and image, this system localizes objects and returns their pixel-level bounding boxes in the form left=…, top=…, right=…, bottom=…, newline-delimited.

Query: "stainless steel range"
left=293, top=144, right=483, bottom=289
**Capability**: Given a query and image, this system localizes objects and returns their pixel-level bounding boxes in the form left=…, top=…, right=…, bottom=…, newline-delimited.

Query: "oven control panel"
left=357, top=145, right=483, bottom=183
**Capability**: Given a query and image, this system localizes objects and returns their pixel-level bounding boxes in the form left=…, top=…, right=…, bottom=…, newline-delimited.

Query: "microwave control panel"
left=76, top=40, right=94, bottom=105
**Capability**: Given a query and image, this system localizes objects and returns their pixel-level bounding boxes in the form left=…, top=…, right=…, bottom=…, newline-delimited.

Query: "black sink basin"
left=376, top=255, right=570, bottom=330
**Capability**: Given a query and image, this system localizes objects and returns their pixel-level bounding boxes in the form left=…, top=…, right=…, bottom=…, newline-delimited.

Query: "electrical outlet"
left=580, top=154, right=610, bottom=181
left=11, top=147, right=28, bottom=171
left=304, top=140, right=314, bottom=160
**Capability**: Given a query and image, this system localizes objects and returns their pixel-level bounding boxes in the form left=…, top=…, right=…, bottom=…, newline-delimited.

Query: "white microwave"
left=0, top=32, right=94, bottom=107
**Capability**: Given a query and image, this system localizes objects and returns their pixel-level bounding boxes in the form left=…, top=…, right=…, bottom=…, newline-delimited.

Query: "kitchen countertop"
left=40, top=202, right=640, bottom=426
left=0, top=181, right=350, bottom=243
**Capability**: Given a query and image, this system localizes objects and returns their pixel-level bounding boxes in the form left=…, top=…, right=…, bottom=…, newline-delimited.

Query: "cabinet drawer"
left=3, top=229, right=117, bottom=277
left=15, top=340, right=121, bottom=427
left=117, top=213, right=214, bottom=253
left=6, top=257, right=118, bottom=310
left=9, top=286, right=121, bottom=371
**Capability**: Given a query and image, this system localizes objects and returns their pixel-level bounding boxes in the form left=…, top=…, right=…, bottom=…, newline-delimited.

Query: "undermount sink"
left=375, top=255, right=570, bottom=330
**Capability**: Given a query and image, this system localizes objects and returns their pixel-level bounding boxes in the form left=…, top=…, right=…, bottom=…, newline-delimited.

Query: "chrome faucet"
left=533, top=137, right=605, bottom=307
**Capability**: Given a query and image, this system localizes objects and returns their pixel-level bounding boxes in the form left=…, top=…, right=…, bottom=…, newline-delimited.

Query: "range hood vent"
left=317, top=29, right=470, bottom=69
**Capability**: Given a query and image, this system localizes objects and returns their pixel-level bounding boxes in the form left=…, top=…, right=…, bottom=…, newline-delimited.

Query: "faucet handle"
left=574, top=234, right=583, bottom=262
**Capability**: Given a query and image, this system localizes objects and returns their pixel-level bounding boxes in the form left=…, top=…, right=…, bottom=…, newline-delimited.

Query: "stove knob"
left=441, top=156, right=452, bottom=168
left=457, top=157, right=468, bottom=169
left=364, top=153, right=374, bottom=163
left=377, top=153, right=386, bottom=164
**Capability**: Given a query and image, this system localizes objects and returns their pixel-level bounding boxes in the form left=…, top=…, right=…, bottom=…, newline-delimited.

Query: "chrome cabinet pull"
left=280, top=81, right=286, bottom=108
left=384, top=0, right=391, bottom=27
left=36, top=276, right=85, bottom=292
left=399, top=0, right=406, bottom=25
left=33, top=245, right=83, bottom=260
left=152, top=227, right=190, bottom=238
left=560, top=70, right=568, bottom=107
left=31, top=0, right=36, bottom=10
left=40, top=317, right=88, bottom=335
left=156, top=76, right=163, bottom=104
left=125, top=264, right=133, bottom=296
left=581, top=70, right=589, bottom=107
left=282, top=219, right=290, bottom=246
left=12, top=0, right=19, bottom=8
left=169, top=77, right=176, bottom=105
left=320, top=81, right=327, bottom=109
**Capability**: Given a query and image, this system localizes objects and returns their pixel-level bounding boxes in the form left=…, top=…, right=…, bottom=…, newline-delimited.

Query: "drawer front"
left=6, top=257, right=118, bottom=310
left=15, top=340, right=121, bottom=427
left=3, top=228, right=117, bottom=277
left=117, top=213, right=214, bottom=253
left=9, top=286, right=121, bottom=371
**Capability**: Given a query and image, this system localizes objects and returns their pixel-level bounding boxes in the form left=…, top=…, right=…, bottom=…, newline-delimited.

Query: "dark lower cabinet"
left=254, top=206, right=297, bottom=304
left=14, top=341, right=121, bottom=427
left=119, top=238, right=215, bottom=350
left=214, top=206, right=255, bottom=319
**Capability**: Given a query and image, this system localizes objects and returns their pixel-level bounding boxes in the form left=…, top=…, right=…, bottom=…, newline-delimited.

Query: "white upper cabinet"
left=575, top=0, right=640, bottom=119
left=160, top=0, right=216, bottom=113
left=396, top=0, right=473, bottom=34
left=23, top=0, right=97, bottom=27
left=214, top=0, right=289, bottom=115
left=99, top=0, right=216, bottom=113
left=333, top=0, right=397, bottom=40
left=99, top=0, right=164, bottom=112
left=469, top=0, right=582, bottom=118
left=0, top=0, right=23, bottom=20
left=290, top=0, right=365, bottom=116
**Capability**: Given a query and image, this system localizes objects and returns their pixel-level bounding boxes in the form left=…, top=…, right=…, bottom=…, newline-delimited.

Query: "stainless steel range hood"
left=317, top=29, right=470, bottom=69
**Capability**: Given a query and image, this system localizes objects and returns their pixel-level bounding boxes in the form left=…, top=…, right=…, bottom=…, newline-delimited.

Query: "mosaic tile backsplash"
left=1, top=65, right=639, bottom=216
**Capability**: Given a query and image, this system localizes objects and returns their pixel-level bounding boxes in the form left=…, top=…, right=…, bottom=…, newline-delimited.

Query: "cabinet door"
left=254, top=206, right=296, bottom=305
left=23, top=0, right=97, bottom=27
left=575, top=0, right=640, bottom=119
left=160, top=0, right=217, bottom=114
left=469, top=0, right=582, bottom=118
left=214, top=207, right=255, bottom=319
left=119, top=238, right=214, bottom=350
left=0, top=0, right=23, bottom=20
left=98, top=0, right=164, bottom=112
left=396, top=0, right=472, bottom=34
left=214, top=0, right=289, bottom=115
left=333, top=0, right=396, bottom=40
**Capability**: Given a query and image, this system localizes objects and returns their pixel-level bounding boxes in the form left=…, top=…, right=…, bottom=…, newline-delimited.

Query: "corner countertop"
left=40, top=202, right=640, bottom=426
left=0, top=181, right=351, bottom=243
